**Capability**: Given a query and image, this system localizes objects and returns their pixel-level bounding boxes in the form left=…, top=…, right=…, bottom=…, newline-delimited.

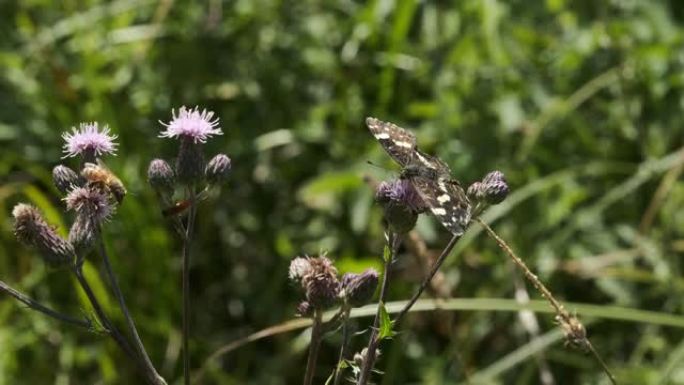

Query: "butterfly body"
left=366, top=117, right=471, bottom=235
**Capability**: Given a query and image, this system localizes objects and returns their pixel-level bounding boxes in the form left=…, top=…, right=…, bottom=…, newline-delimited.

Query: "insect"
left=366, top=117, right=471, bottom=235
left=81, top=161, right=127, bottom=204
left=162, top=199, right=193, bottom=217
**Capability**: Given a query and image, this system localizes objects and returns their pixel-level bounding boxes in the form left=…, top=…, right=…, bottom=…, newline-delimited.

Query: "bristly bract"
left=366, top=117, right=471, bottom=235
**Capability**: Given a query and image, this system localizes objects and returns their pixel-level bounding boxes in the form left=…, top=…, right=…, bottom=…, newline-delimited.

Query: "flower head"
left=65, top=186, right=114, bottom=223
left=62, top=122, right=118, bottom=159
left=159, top=106, right=222, bottom=143
left=376, top=179, right=426, bottom=213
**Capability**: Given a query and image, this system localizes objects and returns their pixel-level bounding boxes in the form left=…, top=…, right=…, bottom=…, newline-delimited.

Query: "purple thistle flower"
left=64, top=187, right=114, bottom=224
left=62, top=122, right=118, bottom=159
left=159, top=106, right=222, bottom=143
left=376, top=179, right=426, bottom=213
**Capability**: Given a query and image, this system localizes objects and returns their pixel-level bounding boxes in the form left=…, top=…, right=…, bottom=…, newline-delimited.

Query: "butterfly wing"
left=411, top=174, right=471, bottom=235
left=366, top=117, right=417, bottom=167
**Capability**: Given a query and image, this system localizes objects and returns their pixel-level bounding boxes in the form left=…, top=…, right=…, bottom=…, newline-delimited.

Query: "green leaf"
left=382, top=245, right=391, bottom=263
left=378, top=302, right=395, bottom=340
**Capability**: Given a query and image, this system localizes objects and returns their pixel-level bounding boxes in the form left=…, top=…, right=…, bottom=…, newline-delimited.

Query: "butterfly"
left=366, top=117, right=471, bottom=235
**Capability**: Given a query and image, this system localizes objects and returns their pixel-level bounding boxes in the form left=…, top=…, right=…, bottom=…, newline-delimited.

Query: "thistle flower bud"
left=68, top=214, right=97, bottom=257
left=12, top=204, right=74, bottom=267
left=480, top=171, right=509, bottom=204
left=340, top=269, right=379, bottom=307
left=353, top=347, right=380, bottom=367
left=290, top=255, right=340, bottom=309
left=375, top=179, right=425, bottom=234
left=52, top=165, right=79, bottom=194
left=147, top=159, right=176, bottom=197
left=205, top=154, right=232, bottom=185
left=176, top=137, right=205, bottom=185
left=466, top=181, right=484, bottom=201
left=296, top=301, right=313, bottom=317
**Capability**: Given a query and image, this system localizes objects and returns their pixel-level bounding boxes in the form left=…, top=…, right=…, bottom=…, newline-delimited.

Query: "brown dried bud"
left=12, top=204, right=74, bottom=267
left=290, top=255, right=340, bottom=309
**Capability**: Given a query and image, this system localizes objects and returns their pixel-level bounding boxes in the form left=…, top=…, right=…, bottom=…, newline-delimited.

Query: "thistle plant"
left=149, top=106, right=231, bottom=385
left=355, top=118, right=615, bottom=385
left=287, top=254, right=379, bottom=385
left=3, top=122, right=166, bottom=385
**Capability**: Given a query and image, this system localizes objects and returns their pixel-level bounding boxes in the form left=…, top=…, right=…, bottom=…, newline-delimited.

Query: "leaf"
left=382, top=245, right=391, bottom=263
left=378, top=302, right=395, bottom=340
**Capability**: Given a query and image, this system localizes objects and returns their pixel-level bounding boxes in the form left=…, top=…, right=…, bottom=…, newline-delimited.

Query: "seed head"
left=159, top=106, right=222, bottom=144
left=205, top=154, right=232, bottom=185
left=289, top=255, right=340, bottom=309
left=52, top=165, right=79, bottom=194
left=12, top=204, right=74, bottom=267
left=340, top=269, right=379, bottom=307
left=62, top=122, right=118, bottom=160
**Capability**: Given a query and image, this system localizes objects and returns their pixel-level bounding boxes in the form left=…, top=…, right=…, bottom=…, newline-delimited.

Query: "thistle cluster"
left=148, top=106, right=231, bottom=214
left=289, top=255, right=379, bottom=316
left=13, top=122, right=123, bottom=267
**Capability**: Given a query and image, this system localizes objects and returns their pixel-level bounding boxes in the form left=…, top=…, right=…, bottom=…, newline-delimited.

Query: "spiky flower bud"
left=466, top=181, right=484, bottom=201
left=68, top=215, right=97, bottom=257
left=176, top=137, right=205, bottom=185
left=480, top=171, right=509, bottom=204
left=289, top=255, right=340, bottom=309
left=52, top=165, right=79, bottom=194
left=340, top=269, right=379, bottom=307
left=12, top=204, right=74, bottom=267
left=205, top=154, right=232, bottom=185
left=147, top=159, right=176, bottom=197
left=376, top=179, right=424, bottom=234
left=296, top=301, right=313, bottom=317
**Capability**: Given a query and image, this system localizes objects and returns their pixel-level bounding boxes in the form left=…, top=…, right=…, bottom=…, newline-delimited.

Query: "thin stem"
left=332, top=307, right=352, bottom=385
left=182, top=187, right=198, bottom=385
left=73, top=267, right=137, bottom=363
left=303, top=310, right=324, bottom=385
left=96, top=236, right=167, bottom=385
left=393, top=233, right=461, bottom=326
left=476, top=218, right=617, bottom=385
left=357, top=232, right=401, bottom=385
left=0, top=279, right=91, bottom=328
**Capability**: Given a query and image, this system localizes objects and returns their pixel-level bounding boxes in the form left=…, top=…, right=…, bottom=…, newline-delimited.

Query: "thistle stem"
left=332, top=307, right=352, bottom=385
left=182, top=188, right=198, bottom=385
left=303, top=310, right=324, bottom=385
left=0, top=279, right=91, bottom=328
left=73, top=267, right=137, bottom=365
left=393, top=233, right=461, bottom=326
left=96, top=237, right=167, bottom=385
left=357, top=232, right=401, bottom=385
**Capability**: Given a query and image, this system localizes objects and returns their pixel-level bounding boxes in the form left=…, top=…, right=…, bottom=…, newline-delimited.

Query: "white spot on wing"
left=395, top=141, right=413, bottom=148
left=375, top=132, right=390, bottom=139
left=431, top=207, right=447, bottom=216
left=437, top=194, right=451, bottom=203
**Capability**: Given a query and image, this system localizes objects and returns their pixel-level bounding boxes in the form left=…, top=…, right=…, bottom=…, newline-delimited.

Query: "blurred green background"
left=1, top=0, right=684, bottom=384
